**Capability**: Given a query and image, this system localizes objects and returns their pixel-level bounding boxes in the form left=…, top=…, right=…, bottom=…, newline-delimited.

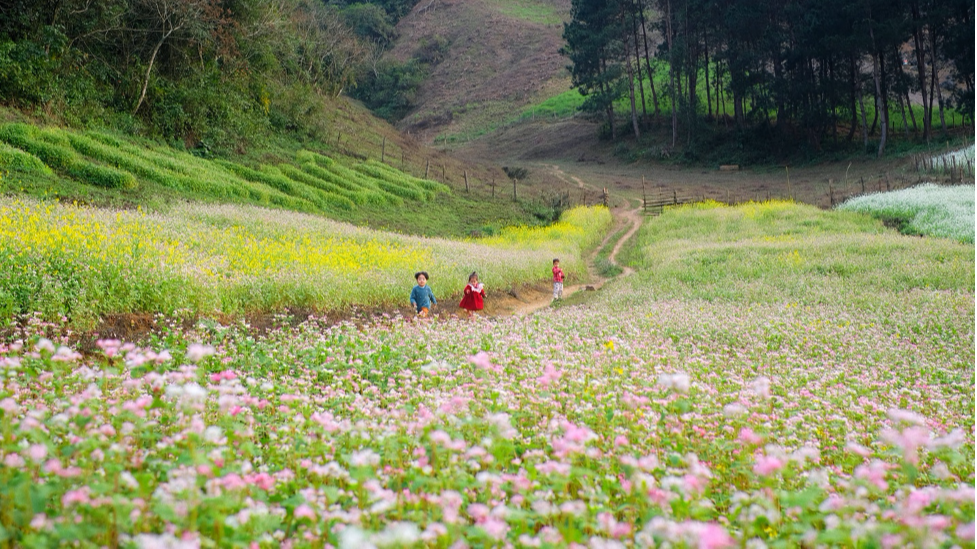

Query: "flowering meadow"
left=836, top=184, right=975, bottom=243
left=0, top=200, right=972, bottom=547
left=0, top=199, right=610, bottom=324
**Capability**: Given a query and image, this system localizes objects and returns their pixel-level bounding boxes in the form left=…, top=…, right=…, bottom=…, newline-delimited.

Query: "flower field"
left=0, top=200, right=972, bottom=547
left=837, top=184, right=975, bottom=243
left=0, top=199, right=610, bottom=323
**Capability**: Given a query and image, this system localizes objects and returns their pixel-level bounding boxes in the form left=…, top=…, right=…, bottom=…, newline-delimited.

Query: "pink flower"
left=696, top=523, right=733, bottom=549
left=294, top=503, right=316, bottom=520
left=854, top=460, right=890, bottom=491
left=468, top=351, right=500, bottom=372
left=738, top=428, right=763, bottom=445
left=467, top=503, right=490, bottom=522
left=27, top=444, right=47, bottom=462
left=3, top=454, right=24, bottom=467
left=613, top=435, right=629, bottom=447
left=753, top=455, right=784, bottom=476
left=0, top=398, right=18, bottom=414
left=62, top=487, right=91, bottom=506
left=480, top=517, right=508, bottom=540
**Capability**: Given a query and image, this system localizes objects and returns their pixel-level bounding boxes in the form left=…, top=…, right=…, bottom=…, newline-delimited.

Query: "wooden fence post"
left=642, top=176, right=647, bottom=213
left=441, top=164, right=446, bottom=183
left=381, top=136, right=386, bottom=163
left=513, top=179, right=517, bottom=201
left=828, top=179, right=834, bottom=206
left=464, top=171, right=470, bottom=193
left=492, top=178, right=495, bottom=198
left=425, top=159, right=430, bottom=179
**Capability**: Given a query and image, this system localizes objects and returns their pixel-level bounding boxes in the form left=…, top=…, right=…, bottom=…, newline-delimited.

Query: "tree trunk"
left=910, top=1, right=930, bottom=141
left=636, top=0, right=660, bottom=116
left=629, top=0, right=647, bottom=121
left=133, top=30, right=173, bottom=115
left=847, top=55, right=858, bottom=142
left=928, top=26, right=946, bottom=136
left=858, top=85, right=869, bottom=148
left=665, top=0, right=677, bottom=147
left=704, top=33, right=712, bottom=119
left=624, top=36, right=641, bottom=139
left=869, top=42, right=887, bottom=156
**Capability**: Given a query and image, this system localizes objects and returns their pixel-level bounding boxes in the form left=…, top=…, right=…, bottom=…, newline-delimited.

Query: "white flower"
left=185, top=343, right=215, bottom=363
left=349, top=449, right=381, bottom=467
left=373, top=522, right=421, bottom=547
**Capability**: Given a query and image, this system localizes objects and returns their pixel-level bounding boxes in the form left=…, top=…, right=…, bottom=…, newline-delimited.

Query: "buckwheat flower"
left=339, top=526, right=376, bottom=549
left=749, top=377, right=771, bottom=399
left=518, top=534, right=542, bottom=547
left=3, top=453, right=24, bottom=467
left=753, top=455, right=784, bottom=476
left=723, top=403, right=747, bottom=417
left=886, top=408, right=926, bottom=426
left=469, top=351, right=499, bottom=372
left=374, top=522, right=421, bottom=547
left=203, top=426, right=224, bottom=444
left=467, top=503, right=490, bottom=521
left=185, top=343, right=215, bottom=363
left=349, top=449, right=380, bottom=467
left=957, top=523, right=975, bottom=541
left=439, top=490, right=463, bottom=524
left=29, top=514, right=50, bottom=530
left=121, top=471, right=140, bottom=489
left=855, top=459, right=891, bottom=490
left=35, top=338, right=55, bottom=354
left=26, top=444, right=47, bottom=462
left=53, top=346, right=81, bottom=362
left=0, top=398, right=19, bottom=414
left=844, top=440, right=872, bottom=457
left=560, top=500, right=587, bottom=516
left=739, top=428, right=763, bottom=445
left=480, top=518, right=509, bottom=540
left=421, top=522, right=447, bottom=541
left=294, top=503, right=316, bottom=520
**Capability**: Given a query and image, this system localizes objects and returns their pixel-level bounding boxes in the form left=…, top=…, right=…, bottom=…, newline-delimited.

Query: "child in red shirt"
left=459, top=271, right=485, bottom=318
left=552, top=258, right=564, bottom=300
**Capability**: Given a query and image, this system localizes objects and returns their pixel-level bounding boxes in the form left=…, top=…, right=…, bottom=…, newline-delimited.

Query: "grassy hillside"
left=0, top=108, right=562, bottom=237
left=385, top=0, right=571, bottom=143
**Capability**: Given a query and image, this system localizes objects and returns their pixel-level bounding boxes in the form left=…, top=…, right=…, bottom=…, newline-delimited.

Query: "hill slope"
left=388, top=0, right=572, bottom=143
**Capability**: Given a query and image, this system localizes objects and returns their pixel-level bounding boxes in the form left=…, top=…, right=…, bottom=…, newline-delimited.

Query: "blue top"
left=410, top=284, right=437, bottom=311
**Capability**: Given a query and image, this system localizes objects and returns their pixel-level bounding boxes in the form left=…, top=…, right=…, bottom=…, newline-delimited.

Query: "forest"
left=0, top=0, right=418, bottom=150
left=562, top=0, right=974, bottom=156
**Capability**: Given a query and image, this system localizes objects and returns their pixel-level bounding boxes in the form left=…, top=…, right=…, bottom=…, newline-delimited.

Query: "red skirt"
left=459, top=290, right=484, bottom=311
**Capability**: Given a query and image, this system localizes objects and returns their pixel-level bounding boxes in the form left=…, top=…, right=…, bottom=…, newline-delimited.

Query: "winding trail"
left=511, top=167, right=644, bottom=316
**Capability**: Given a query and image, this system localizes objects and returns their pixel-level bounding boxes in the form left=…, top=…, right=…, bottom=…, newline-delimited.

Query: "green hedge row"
left=0, top=141, right=52, bottom=175
left=0, top=124, right=137, bottom=190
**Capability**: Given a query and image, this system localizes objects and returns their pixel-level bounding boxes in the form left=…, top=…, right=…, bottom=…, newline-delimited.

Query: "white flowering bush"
left=0, top=200, right=972, bottom=547
left=837, top=183, right=975, bottom=243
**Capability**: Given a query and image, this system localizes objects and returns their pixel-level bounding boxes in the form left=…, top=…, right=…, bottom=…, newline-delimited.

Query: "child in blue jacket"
left=410, top=271, right=437, bottom=317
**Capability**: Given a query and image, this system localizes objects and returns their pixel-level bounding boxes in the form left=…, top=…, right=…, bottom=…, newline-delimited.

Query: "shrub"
left=277, top=164, right=360, bottom=209
left=0, top=123, right=137, bottom=189
left=0, top=141, right=52, bottom=174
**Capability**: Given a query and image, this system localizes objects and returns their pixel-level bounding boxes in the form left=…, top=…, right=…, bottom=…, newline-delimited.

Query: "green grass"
left=593, top=225, right=627, bottom=278
left=0, top=123, right=136, bottom=189
left=621, top=200, right=974, bottom=308
left=486, top=0, right=565, bottom=25
left=0, top=121, right=546, bottom=238
left=837, top=184, right=975, bottom=243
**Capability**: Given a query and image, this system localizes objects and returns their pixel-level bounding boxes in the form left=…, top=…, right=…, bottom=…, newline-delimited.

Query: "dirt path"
left=511, top=177, right=644, bottom=316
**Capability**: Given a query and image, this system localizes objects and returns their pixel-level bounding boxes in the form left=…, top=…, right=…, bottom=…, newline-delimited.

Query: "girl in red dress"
left=458, top=271, right=485, bottom=318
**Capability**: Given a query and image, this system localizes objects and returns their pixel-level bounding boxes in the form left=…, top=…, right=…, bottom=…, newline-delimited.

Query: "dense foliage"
left=0, top=0, right=420, bottom=150
left=562, top=0, right=974, bottom=155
